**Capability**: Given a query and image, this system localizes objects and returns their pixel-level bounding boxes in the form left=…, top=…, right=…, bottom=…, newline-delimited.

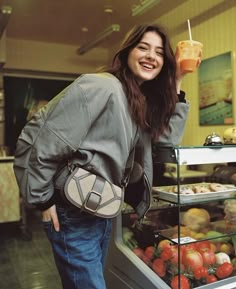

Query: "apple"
left=220, top=243, right=234, bottom=255
left=181, top=243, right=197, bottom=253
left=200, top=249, right=216, bottom=266
left=157, top=239, right=172, bottom=250
left=182, top=249, right=203, bottom=270
left=195, top=240, right=211, bottom=252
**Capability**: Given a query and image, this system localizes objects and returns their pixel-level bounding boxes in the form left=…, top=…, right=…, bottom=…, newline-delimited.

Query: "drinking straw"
left=187, top=19, right=193, bottom=44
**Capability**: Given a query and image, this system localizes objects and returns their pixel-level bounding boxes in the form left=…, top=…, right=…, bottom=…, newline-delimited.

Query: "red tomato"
left=206, top=275, right=218, bottom=283
left=193, top=266, right=209, bottom=280
left=171, top=275, right=190, bottom=289
left=216, top=262, right=233, bottom=279
left=200, top=249, right=216, bottom=266
left=160, top=247, right=173, bottom=261
left=152, top=258, right=166, bottom=277
left=144, top=246, right=156, bottom=259
left=169, top=246, right=182, bottom=265
left=196, top=241, right=211, bottom=252
left=132, top=247, right=144, bottom=259
left=182, top=249, right=203, bottom=270
left=142, top=254, right=152, bottom=266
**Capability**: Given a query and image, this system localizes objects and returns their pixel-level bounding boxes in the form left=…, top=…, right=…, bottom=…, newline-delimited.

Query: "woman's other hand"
left=42, top=204, right=60, bottom=232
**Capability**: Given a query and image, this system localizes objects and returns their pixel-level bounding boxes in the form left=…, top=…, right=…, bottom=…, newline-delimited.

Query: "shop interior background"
left=0, top=0, right=236, bottom=149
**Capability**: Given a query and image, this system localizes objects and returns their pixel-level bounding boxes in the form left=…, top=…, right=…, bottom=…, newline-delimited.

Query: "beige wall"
left=5, top=39, right=109, bottom=74
left=1, top=2, right=236, bottom=147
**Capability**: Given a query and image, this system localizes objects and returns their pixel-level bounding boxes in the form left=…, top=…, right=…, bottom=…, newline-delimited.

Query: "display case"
left=0, top=156, right=32, bottom=240
left=0, top=156, right=20, bottom=223
left=105, top=145, right=236, bottom=289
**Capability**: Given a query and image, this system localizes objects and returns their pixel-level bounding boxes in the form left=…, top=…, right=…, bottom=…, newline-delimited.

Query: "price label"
left=171, top=236, right=196, bottom=244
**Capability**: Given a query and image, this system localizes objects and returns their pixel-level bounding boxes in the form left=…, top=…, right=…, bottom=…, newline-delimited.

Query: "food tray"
left=152, top=183, right=236, bottom=204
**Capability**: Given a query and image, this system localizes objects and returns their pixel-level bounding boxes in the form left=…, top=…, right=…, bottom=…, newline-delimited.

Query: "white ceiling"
left=0, top=0, right=234, bottom=57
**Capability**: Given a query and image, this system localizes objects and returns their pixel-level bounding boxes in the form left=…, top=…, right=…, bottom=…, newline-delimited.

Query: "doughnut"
left=169, top=182, right=227, bottom=195
left=209, top=183, right=227, bottom=192
left=171, top=185, right=195, bottom=194
left=181, top=187, right=195, bottom=194
left=193, top=185, right=210, bottom=194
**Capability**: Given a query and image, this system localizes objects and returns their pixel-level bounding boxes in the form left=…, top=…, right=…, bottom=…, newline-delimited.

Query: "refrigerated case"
left=0, top=156, right=20, bottom=223
left=105, top=145, right=236, bottom=289
left=0, top=156, right=32, bottom=240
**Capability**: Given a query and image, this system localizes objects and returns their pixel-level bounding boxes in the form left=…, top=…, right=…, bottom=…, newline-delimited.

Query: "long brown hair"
left=105, top=24, right=178, bottom=141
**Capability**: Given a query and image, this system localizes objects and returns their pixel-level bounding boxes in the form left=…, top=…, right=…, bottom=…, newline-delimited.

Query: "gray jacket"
left=13, top=72, right=189, bottom=218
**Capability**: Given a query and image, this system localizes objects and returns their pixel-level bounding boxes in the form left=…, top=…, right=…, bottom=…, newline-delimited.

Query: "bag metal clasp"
left=83, top=191, right=102, bottom=212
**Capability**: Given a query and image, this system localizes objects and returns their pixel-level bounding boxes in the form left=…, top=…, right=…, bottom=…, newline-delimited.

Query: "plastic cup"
left=177, top=40, right=203, bottom=73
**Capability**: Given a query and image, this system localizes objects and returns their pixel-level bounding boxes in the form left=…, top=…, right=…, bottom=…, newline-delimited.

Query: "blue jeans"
left=43, top=205, right=112, bottom=289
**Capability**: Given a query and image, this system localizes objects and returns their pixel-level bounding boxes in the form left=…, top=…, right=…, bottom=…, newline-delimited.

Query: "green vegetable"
left=231, top=235, right=236, bottom=255
left=206, top=230, right=231, bottom=243
left=122, top=227, right=138, bottom=249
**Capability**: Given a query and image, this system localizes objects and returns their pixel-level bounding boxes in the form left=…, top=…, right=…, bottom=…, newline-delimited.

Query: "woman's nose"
left=146, top=50, right=155, bottom=60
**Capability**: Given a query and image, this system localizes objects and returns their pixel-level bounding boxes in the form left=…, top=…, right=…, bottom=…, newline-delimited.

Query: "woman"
left=13, top=24, right=201, bottom=289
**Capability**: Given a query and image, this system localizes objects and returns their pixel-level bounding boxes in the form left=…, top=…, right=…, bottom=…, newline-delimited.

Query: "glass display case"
left=105, top=145, right=236, bottom=289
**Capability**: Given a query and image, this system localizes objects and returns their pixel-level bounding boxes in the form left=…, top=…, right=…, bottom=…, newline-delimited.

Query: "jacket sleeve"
left=157, top=101, right=189, bottom=145
left=13, top=75, right=111, bottom=207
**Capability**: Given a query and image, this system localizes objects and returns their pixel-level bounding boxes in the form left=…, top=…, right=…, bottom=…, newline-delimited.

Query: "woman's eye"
left=137, top=45, right=148, bottom=50
left=156, top=51, right=164, bottom=56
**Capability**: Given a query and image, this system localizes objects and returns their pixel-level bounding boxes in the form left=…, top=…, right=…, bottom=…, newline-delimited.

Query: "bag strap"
left=121, top=126, right=139, bottom=187
left=67, top=126, right=139, bottom=188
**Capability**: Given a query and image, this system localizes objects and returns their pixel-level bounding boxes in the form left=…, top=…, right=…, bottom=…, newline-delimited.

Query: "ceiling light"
left=132, top=0, right=161, bottom=17
left=0, top=5, right=12, bottom=37
left=77, top=24, right=120, bottom=55
left=104, top=7, right=113, bottom=14
left=81, top=27, right=88, bottom=32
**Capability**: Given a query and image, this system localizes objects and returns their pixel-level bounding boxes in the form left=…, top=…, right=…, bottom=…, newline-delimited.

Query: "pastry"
left=209, top=183, right=226, bottom=192
left=171, top=185, right=195, bottom=194
left=224, top=200, right=236, bottom=224
left=193, top=185, right=210, bottom=193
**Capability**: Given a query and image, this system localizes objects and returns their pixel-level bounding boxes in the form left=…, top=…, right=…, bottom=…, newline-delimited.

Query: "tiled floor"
left=0, top=209, right=62, bottom=289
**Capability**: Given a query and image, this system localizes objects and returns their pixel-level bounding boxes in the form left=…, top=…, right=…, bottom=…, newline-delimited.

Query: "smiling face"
left=127, top=31, right=164, bottom=84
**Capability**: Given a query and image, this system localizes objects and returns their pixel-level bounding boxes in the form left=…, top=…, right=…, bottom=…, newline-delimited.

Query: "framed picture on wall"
left=198, top=51, right=233, bottom=125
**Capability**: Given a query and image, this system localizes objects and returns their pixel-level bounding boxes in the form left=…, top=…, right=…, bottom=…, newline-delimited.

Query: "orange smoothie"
left=177, top=40, right=203, bottom=73
left=180, top=58, right=198, bottom=72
